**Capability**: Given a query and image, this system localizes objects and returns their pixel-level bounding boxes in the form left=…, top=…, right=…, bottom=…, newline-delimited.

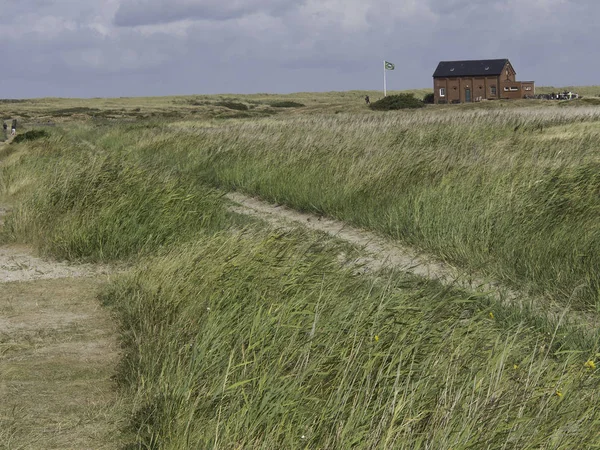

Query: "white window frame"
left=439, top=88, right=446, bottom=97
left=510, top=86, right=519, bottom=91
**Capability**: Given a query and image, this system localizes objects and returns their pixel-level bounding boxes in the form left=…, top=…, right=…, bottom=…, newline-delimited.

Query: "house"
left=432, top=59, right=534, bottom=104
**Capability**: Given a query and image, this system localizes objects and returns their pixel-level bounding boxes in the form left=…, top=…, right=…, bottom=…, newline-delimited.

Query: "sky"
left=0, top=0, right=598, bottom=98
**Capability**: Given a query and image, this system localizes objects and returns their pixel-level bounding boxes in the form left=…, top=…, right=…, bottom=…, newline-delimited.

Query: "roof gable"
left=433, top=59, right=509, bottom=78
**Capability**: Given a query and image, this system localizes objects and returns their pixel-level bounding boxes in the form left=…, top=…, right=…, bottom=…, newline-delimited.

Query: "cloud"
left=114, top=0, right=299, bottom=26
left=1, top=0, right=600, bottom=98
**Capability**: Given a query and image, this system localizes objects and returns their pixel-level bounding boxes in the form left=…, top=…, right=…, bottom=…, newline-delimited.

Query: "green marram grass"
left=42, top=105, right=600, bottom=309
left=0, top=129, right=227, bottom=260
left=2, top=91, right=600, bottom=448
left=103, top=230, right=600, bottom=449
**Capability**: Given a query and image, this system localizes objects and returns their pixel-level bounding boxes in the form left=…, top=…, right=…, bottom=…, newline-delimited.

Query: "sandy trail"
left=0, top=278, right=125, bottom=449
left=227, top=192, right=501, bottom=290
left=226, top=192, right=596, bottom=329
left=0, top=243, right=111, bottom=283
left=0, top=173, right=124, bottom=446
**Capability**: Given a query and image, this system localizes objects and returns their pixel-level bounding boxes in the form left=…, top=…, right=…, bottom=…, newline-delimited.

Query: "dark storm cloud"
left=114, top=0, right=298, bottom=26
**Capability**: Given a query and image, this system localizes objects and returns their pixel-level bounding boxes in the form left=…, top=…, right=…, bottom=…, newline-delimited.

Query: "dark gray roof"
left=433, top=59, right=509, bottom=78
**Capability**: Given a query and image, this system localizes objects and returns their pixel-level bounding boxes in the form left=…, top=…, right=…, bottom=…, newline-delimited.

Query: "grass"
left=2, top=90, right=600, bottom=447
left=55, top=105, right=599, bottom=309
left=1, top=131, right=227, bottom=261
left=102, top=230, right=600, bottom=448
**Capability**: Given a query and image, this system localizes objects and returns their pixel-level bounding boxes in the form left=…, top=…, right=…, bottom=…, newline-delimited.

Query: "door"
left=465, top=88, right=471, bottom=103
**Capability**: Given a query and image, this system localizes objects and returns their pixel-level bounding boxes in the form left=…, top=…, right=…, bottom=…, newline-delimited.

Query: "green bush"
left=48, top=107, right=101, bottom=117
left=369, top=93, right=424, bottom=110
left=579, top=98, right=600, bottom=106
left=422, top=93, right=435, bottom=104
left=269, top=101, right=305, bottom=108
left=12, top=129, right=49, bottom=143
left=215, top=101, right=249, bottom=111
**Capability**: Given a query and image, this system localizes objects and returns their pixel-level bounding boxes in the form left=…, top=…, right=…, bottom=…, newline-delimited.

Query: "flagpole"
left=383, top=60, right=387, bottom=97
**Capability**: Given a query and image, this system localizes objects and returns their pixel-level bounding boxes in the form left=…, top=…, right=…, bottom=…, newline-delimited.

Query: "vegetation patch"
left=2, top=136, right=226, bottom=261
left=582, top=98, right=600, bottom=105
left=13, top=129, right=49, bottom=143
left=102, top=228, right=600, bottom=448
left=422, top=92, right=435, bottom=104
left=269, top=101, right=305, bottom=108
left=48, top=107, right=102, bottom=116
left=215, top=101, right=249, bottom=111
left=186, top=100, right=211, bottom=106
left=369, top=93, right=424, bottom=110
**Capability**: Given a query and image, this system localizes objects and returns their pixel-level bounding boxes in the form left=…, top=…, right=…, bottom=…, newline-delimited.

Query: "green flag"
left=384, top=61, right=395, bottom=70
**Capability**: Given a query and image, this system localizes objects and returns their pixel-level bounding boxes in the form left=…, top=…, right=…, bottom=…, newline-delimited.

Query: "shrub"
left=48, top=107, right=101, bottom=116
left=13, top=129, right=49, bottom=143
left=215, top=101, right=249, bottom=111
left=580, top=98, right=600, bottom=106
left=269, top=101, right=305, bottom=108
left=369, top=94, right=424, bottom=110
left=423, top=93, right=435, bottom=104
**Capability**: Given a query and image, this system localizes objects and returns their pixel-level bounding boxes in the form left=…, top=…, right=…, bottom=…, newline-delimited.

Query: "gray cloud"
left=114, top=0, right=298, bottom=26
left=2, top=0, right=600, bottom=98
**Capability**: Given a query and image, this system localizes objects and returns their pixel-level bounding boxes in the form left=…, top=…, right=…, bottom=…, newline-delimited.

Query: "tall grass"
left=0, top=132, right=226, bottom=261
left=144, top=107, right=600, bottom=309
left=3, top=105, right=600, bottom=448
left=103, top=229, right=600, bottom=449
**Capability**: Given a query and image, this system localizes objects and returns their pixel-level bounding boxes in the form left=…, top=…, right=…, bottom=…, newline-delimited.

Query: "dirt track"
left=0, top=140, right=124, bottom=448
left=226, top=191, right=596, bottom=330
left=227, top=192, right=502, bottom=291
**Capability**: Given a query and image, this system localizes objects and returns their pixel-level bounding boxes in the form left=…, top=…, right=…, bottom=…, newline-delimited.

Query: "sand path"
left=0, top=144, right=124, bottom=448
left=226, top=192, right=597, bottom=331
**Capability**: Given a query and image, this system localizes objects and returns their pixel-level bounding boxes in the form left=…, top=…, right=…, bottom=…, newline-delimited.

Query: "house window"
left=510, top=86, right=519, bottom=91
left=491, top=86, right=497, bottom=95
left=439, top=88, right=446, bottom=97
left=504, top=87, right=510, bottom=91
left=525, top=87, right=532, bottom=91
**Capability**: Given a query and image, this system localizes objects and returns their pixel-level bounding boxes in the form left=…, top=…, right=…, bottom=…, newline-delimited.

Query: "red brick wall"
left=499, top=81, right=524, bottom=99
left=434, top=75, right=500, bottom=103
left=433, top=62, right=531, bottom=103
left=521, top=81, right=535, bottom=97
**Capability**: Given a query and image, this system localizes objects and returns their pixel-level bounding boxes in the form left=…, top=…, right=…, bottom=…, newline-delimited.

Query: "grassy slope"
left=44, top=104, right=600, bottom=309
left=2, top=91, right=600, bottom=447
left=103, top=231, right=600, bottom=449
